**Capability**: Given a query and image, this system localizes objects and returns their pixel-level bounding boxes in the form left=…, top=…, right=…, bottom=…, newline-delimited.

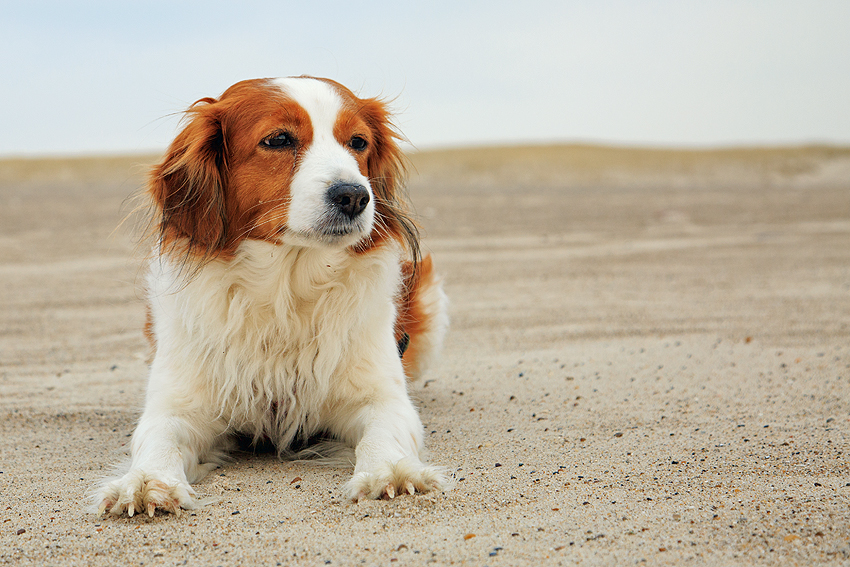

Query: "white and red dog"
left=94, top=77, right=449, bottom=517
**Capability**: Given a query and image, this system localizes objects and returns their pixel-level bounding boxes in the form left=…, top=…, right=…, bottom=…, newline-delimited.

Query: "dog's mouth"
left=279, top=214, right=371, bottom=247
left=311, top=221, right=357, bottom=242
left=319, top=224, right=357, bottom=237
left=316, top=206, right=374, bottom=240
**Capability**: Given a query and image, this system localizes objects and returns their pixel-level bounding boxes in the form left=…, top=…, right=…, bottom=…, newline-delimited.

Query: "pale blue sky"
left=2, top=0, right=849, bottom=156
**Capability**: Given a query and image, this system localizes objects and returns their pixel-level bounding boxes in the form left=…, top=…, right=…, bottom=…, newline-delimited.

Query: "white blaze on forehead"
left=271, top=77, right=375, bottom=246
left=272, top=77, right=342, bottom=141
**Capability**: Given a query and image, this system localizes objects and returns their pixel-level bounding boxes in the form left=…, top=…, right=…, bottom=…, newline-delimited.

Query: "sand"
left=1, top=145, right=849, bottom=565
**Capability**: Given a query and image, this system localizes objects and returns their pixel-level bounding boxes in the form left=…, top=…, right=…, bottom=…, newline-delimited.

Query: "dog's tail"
left=396, top=254, right=449, bottom=380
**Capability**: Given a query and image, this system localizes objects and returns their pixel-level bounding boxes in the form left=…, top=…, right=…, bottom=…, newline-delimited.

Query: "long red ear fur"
left=354, top=97, right=421, bottom=266
left=149, top=98, right=228, bottom=258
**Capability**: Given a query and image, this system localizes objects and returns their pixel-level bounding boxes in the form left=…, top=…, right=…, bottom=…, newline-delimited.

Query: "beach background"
left=2, top=1, right=850, bottom=565
left=1, top=145, right=849, bottom=565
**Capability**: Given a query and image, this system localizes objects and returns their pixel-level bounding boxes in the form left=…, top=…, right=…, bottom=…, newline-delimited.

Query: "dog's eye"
left=262, top=132, right=296, bottom=149
left=349, top=136, right=368, bottom=151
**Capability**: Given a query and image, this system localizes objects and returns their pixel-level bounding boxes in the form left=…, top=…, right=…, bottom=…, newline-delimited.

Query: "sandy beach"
left=1, top=144, right=849, bottom=565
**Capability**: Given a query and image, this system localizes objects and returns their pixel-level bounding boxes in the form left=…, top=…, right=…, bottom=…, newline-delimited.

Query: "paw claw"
left=345, top=460, right=448, bottom=501
left=93, top=470, right=200, bottom=518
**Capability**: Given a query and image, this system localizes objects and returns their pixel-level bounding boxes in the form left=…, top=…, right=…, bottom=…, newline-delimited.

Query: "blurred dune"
left=3, top=143, right=849, bottom=188
left=408, top=144, right=850, bottom=190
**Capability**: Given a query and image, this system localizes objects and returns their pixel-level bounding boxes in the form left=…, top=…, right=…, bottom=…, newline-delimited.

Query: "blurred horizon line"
left=3, top=138, right=850, bottom=162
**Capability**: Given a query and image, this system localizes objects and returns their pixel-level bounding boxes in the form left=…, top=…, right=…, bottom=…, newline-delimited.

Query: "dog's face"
left=228, top=78, right=378, bottom=248
left=150, top=77, right=413, bottom=257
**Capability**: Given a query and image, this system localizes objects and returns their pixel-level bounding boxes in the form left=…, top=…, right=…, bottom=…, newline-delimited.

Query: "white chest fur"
left=145, top=240, right=404, bottom=445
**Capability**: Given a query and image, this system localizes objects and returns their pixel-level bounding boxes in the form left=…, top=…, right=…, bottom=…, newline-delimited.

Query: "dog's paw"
left=344, top=458, right=450, bottom=501
left=92, top=470, right=200, bottom=518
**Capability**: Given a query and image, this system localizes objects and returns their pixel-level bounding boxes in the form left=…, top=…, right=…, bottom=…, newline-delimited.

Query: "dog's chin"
left=279, top=222, right=372, bottom=249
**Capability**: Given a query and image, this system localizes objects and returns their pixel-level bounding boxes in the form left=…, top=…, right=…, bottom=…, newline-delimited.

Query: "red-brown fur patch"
left=396, top=254, right=439, bottom=379
left=143, top=304, right=155, bottom=351
left=149, top=79, right=314, bottom=261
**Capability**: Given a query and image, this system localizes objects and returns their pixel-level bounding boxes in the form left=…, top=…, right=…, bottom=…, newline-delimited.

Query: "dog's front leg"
left=341, top=393, right=448, bottom=500
left=93, top=369, right=223, bottom=517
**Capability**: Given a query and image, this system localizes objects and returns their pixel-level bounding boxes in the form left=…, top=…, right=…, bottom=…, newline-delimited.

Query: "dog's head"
left=150, top=77, right=417, bottom=260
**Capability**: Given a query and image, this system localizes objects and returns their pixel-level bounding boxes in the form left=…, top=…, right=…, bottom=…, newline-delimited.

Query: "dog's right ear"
left=149, top=97, right=228, bottom=257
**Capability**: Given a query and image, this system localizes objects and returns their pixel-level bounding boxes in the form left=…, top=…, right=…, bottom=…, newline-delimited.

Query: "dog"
left=93, top=76, right=449, bottom=517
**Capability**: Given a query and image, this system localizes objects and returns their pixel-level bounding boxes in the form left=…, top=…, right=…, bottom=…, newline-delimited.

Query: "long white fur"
left=92, top=78, right=448, bottom=516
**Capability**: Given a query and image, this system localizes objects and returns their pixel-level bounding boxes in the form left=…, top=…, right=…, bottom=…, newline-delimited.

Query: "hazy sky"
left=2, top=1, right=849, bottom=156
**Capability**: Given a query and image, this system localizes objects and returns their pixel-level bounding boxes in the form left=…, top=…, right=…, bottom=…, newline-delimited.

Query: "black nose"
left=327, top=183, right=370, bottom=219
